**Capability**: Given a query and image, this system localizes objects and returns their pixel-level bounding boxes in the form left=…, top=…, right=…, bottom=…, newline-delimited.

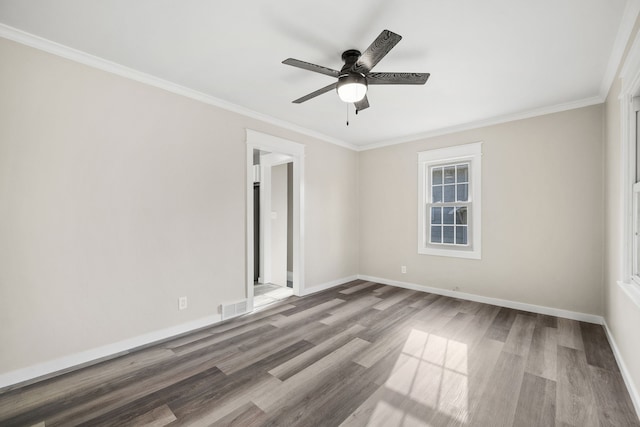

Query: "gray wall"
left=359, top=105, right=604, bottom=315
left=0, top=37, right=359, bottom=375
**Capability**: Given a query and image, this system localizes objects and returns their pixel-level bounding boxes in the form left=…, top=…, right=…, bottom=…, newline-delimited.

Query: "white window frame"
left=418, top=142, right=482, bottom=259
left=633, top=181, right=640, bottom=285
left=619, top=28, right=640, bottom=307
left=623, top=94, right=640, bottom=287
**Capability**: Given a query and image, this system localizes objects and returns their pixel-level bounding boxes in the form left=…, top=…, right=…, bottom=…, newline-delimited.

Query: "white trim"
left=621, top=29, right=640, bottom=94
left=287, top=271, right=294, bottom=282
left=0, top=24, right=355, bottom=152
left=418, top=142, right=482, bottom=259
left=246, top=130, right=306, bottom=156
left=621, top=93, right=634, bottom=280
left=260, top=157, right=272, bottom=285
left=634, top=181, right=640, bottom=282
left=299, top=275, right=359, bottom=296
left=0, top=314, right=221, bottom=390
left=358, top=275, right=603, bottom=324
left=246, top=130, right=304, bottom=310
left=600, top=0, right=640, bottom=98
left=603, top=318, right=640, bottom=419
left=417, top=141, right=483, bottom=162
left=358, top=96, right=604, bottom=151
left=618, top=280, right=640, bottom=309
left=619, top=26, right=640, bottom=286
left=0, top=23, right=617, bottom=155
left=247, top=142, right=258, bottom=303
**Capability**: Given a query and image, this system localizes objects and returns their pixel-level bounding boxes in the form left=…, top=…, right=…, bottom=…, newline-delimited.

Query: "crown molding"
left=600, top=0, right=640, bottom=98
left=620, top=21, right=640, bottom=95
left=0, top=23, right=357, bottom=152
left=357, top=95, right=604, bottom=151
left=0, top=23, right=617, bottom=154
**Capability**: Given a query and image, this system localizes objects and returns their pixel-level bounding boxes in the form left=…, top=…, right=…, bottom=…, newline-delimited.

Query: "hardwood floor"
left=1, top=280, right=638, bottom=426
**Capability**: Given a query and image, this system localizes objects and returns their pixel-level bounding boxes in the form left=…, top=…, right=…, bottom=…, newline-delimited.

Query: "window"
left=631, top=98, right=640, bottom=285
left=619, top=38, right=640, bottom=304
left=418, top=143, right=482, bottom=259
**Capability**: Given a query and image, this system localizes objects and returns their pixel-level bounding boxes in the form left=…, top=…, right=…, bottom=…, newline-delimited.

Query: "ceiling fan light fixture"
left=284, top=30, right=429, bottom=110
left=337, top=73, right=367, bottom=103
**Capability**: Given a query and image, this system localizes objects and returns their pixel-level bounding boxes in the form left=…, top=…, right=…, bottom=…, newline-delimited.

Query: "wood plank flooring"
left=1, top=280, right=638, bottom=426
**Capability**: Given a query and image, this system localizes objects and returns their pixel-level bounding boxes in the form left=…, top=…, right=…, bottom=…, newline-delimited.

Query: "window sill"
left=419, top=247, right=481, bottom=260
left=617, top=280, right=640, bottom=310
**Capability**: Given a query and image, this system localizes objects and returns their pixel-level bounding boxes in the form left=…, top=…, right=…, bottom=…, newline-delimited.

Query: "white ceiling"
left=0, top=0, right=633, bottom=149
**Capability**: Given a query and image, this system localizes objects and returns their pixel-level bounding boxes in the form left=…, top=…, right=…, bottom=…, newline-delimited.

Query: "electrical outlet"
left=179, top=296, right=188, bottom=310
left=401, top=266, right=407, bottom=274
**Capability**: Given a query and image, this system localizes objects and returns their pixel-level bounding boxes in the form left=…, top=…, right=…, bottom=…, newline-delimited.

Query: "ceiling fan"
left=283, top=29, right=430, bottom=113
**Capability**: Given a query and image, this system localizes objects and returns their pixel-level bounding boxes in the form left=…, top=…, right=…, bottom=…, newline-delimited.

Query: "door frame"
left=246, top=130, right=304, bottom=311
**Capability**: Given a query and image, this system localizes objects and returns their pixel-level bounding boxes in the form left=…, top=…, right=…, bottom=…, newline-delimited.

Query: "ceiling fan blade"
left=351, top=30, right=402, bottom=74
left=354, top=96, right=370, bottom=112
left=367, top=72, right=430, bottom=85
left=292, top=82, right=337, bottom=103
left=283, top=58, right=340, bottom=78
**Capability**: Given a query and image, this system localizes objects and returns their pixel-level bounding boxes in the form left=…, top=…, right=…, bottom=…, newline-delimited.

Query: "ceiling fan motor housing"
left=341, top=49, right=361, bottom=69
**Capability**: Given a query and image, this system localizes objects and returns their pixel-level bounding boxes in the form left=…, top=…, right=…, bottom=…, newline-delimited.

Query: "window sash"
left=632, top=106, right=640, bottom=285
left=427, top=162, right=472, bottom=247
left=633, top=183, right=640, bottom=285
left=427, top=206, right=470, bottom=246
left=430, top=162, right=471, bottom=204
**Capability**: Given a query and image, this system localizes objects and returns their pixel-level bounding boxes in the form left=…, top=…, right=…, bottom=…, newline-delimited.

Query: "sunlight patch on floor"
left=369, top=329, right=469, bottom=426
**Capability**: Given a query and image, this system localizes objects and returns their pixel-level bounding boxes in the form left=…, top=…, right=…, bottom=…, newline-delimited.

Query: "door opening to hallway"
left=252, top=149, right=293, bottom=308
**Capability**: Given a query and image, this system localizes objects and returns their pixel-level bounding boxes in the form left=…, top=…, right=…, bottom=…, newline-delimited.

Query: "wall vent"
left=221, top=299, right=249, bottom=320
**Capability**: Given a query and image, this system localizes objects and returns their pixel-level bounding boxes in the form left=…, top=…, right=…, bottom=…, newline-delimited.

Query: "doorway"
left=246, top=130, right=305, bottom=312
left=253, top=152, right=293, bottom=308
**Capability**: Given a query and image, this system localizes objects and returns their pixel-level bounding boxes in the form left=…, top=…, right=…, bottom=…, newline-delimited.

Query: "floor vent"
left=221, top=299, right=249, bottom=320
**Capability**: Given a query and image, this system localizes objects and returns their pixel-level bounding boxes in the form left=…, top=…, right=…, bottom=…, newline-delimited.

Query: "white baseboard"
left=0, top=274, right=356, bottom=390
left=0, top=313, right=222, bottom=390
left=602, top=319, right=640, bottom=418
left=300, top=275, right=359, bottom=296
left=0, top=274, right=607, bottom=391
left=287, top=271, right=293, bottom=282
left=358, top=275, right=603, bottom=324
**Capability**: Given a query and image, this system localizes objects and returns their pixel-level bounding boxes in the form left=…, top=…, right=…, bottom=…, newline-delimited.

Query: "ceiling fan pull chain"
left=346, top=103, right=349, bottom=126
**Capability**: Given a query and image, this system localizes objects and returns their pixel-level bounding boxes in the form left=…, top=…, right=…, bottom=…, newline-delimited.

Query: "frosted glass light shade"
left=336, top=74, right=367, bottom=102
